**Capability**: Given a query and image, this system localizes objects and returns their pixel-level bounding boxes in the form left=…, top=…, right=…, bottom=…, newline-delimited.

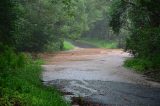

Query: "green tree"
left=110, top=0, right=160, bottom=69
left=0, top=0, right=17, bottom=46
left=15, top=0, right=64, bottom=52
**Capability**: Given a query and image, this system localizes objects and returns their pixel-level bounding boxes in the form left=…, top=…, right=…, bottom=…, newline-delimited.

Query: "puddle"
left=43, top=80, right=160, bottom=106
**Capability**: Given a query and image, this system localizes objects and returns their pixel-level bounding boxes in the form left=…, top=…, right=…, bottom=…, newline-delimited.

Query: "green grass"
left=124, top=58, right=152, bottom=72
left=63, top=41, right=75, bottom=50
left=124, top=57, right=160, bottom=81
left=0, top=48, right=70, bottom=106
left=78, top=38, right=118, bottom=49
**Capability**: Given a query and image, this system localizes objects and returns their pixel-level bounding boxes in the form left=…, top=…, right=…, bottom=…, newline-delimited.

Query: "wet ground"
left=41, top=48, right=160, bottom=106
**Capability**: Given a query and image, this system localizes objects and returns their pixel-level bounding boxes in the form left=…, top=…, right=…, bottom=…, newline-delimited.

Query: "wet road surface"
left=41, top=48, right=160, bottom=106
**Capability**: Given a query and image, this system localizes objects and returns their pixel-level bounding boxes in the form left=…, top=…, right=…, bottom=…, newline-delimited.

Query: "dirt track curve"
left=41, top=48, right=160, bottom=106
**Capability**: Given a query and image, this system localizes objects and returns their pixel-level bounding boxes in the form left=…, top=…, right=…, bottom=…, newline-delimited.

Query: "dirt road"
left=42, top=48, right=160, bottom=106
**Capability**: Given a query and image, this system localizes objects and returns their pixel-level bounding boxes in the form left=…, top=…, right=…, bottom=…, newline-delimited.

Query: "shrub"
left=0, top=45, right=26, bottom=76
left=0, top=45, right=69, bottom=106
left=0, top=87, right=26, bottom=106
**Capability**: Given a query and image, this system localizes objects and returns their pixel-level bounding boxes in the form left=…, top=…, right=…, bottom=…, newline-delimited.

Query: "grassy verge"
left=124, top=58, right=160, bottom=81
left=0, top=47, right=70, bottom=106
left=78, top=38, right=118, bottom=49
left=63, top=41, right=75, bottom=50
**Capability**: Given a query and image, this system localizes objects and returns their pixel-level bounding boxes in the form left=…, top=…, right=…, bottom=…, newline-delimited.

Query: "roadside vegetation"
left=124, top=58, right=160, bottom=81
left=78, top=38, right=118, bottom=49
left=0, top=1, right=71, bottom=105
left=124, top=58, right=152, bottom=72
left=63, top=41, right=75, bottom=50
left=0, top=46, right=69, bottom=106
left=110, top=0, right=160, bottom=81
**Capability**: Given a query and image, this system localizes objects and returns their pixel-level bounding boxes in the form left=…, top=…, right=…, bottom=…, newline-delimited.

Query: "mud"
left=42, top=48, right=160, bottom=106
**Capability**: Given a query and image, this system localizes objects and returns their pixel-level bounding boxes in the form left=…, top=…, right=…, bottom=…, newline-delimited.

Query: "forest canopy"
left=1, top=0, right=117, bottom=52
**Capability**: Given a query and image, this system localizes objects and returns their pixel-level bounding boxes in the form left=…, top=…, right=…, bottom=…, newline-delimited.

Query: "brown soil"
left=40, top=48, right=121, bottom=64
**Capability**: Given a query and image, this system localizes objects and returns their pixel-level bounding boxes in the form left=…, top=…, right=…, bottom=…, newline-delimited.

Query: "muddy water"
left=42, top=49, right=160, bottom=106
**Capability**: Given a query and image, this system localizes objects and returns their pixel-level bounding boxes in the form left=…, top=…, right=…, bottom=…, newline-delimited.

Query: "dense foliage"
left=15, top=0, right=67, bottom=52
left=0, top=1, right=70, bottom=105
left=1, top=0, right=124, bottom=52
left=0, top=46, right=69, bottom=106
left=0, top=0, right=121, bottom=52
left=0, top=1, right=17, bottom=46
left=110, top=0, right=160, bottom=71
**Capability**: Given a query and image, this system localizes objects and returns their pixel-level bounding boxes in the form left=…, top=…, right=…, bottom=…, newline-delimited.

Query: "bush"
left=0, top=87, right=26, bottom=106
left=44, top=41, right=64, bottom=52
left=0, top=60, right=70, bottom=106
left=0, top=45, right=70, bottom=106
left=0, top=45, right=26, bottom=76
left=0, top=45, right=27, bottom=106
left=126, top=27, right=160, bottom=58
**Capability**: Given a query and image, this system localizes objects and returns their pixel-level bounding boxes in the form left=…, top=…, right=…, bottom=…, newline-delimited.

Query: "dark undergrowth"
left=0, top=45, right=70, bottom=106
